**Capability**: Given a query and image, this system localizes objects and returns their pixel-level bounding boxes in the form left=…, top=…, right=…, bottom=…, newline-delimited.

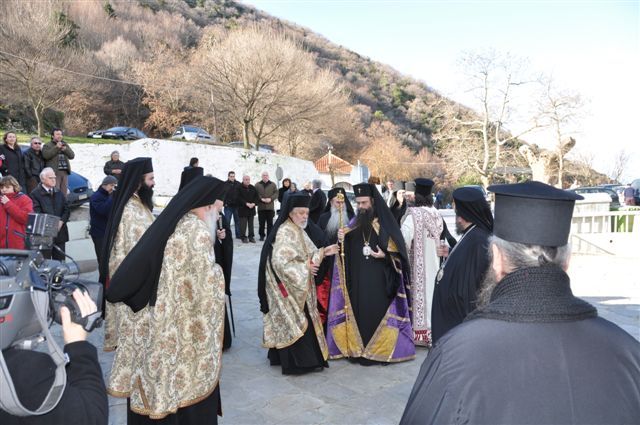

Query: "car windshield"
left=106, top=127, right=128, bottom=132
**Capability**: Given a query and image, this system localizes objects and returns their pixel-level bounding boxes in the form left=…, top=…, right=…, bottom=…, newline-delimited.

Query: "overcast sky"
left=243, top=0, right=639, bottom=182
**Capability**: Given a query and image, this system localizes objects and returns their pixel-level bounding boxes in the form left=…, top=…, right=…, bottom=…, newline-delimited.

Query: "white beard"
left=297, top=220, right=308, bottom=229
left=325, top=205, right=349, bottom=237
left=203, top=208, right=219, bottom=237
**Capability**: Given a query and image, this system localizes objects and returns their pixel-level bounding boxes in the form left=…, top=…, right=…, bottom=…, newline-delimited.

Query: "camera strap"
left=0, top=289, right=68, bottom=416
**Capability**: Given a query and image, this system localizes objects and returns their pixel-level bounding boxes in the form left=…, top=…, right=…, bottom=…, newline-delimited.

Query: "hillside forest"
left=0, top=0, right=613, bottom=188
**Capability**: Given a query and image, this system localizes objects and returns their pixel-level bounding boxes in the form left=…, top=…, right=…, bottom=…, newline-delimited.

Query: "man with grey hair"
left=401, top=181, right=640, bottom=424
left=309, top=179, right=327, bottom=224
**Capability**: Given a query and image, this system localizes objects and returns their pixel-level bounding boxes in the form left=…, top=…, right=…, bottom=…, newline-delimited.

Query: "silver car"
left=171, top=125, right=215, bottom=142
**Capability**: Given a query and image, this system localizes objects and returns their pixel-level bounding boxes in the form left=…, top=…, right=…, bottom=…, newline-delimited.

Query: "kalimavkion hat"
left=488, top=181, right=583, bottom=247
left=414, top=178, right=434, bottom=198
left=354, top=183, right=374, bottom=197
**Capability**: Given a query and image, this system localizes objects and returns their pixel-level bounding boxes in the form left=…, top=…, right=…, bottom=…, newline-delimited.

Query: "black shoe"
left=242, top=238, right=248, bottom=243
left=259, top=237, right=265, bottom=241
left=249, top=237, right=256, bottom=243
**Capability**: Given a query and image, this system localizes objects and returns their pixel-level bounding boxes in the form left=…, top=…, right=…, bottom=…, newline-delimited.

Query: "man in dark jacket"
left=237, top=174, right=259, bottom=243
left=41, top=128, right=75, bottom=197
left=308, top=179, right=327, bottom=224
left=89, top=176, right=116, bottom=271
left=23, top=137, right=46, bottom=194
left=29, top=167, right=70, bottom=260
left=401, top=181, right=640, bottom=425
left=255, top=171, right=278, bottom=241
left=102, top=151, right=124, bottom=181
left=0, top=290, right=108, bottom=425
left=223, top=170, right=242, bottom=239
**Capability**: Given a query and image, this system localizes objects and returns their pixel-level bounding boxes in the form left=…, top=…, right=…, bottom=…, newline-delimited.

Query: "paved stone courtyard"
left=59, top=209, right=638, bottom=424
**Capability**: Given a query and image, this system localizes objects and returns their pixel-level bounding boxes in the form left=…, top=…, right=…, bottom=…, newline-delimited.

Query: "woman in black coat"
left=0, top=132, right=27, bottom=191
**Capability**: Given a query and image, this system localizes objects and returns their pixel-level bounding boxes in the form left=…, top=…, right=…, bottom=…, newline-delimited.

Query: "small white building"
left=313, top=151, right=369, bottom=190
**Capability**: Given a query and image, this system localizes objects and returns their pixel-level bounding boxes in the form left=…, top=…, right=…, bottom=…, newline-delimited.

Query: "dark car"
left=569, top=187, right=620, bottom=208
left=86, top=129, right=106, bottom=139
left=67, top=172, right=94, bottom=208
left=101, top=127, right=147, bottom=140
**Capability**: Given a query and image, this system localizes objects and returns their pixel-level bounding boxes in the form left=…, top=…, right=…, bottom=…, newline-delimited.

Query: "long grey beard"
left=325, top=206, right=349, bottom=237
left=476, top=266, right=499, bottom=308
left=296, top=220, right=308, bottom=229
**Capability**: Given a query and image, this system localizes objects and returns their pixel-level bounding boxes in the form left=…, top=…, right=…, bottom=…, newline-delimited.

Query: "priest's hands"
left=370, top=245, right=386, bottom=259
left=216, top=228, right=226, bottom=240
left=324, top=244, right=339, bottom=256
left=337, top=228, right=346, bottom=243
left=309, top=261, right=320, bottom=276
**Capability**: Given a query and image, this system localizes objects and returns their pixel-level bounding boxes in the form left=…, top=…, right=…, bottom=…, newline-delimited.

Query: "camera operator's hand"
left=61, top=289, right=97, bottom=344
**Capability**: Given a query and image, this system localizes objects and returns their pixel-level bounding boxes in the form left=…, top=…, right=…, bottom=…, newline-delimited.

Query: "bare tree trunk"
left=34, top=104, right=44, bottom=137
left=242, top=120, right=250, bottom=149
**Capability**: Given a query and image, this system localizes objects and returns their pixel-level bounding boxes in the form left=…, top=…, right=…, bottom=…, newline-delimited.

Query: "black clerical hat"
left=392, top=181, right=405, bottom=192
left=488, top=181, right=583, bottom=247
left=405, top=181, right=416, bottom=193
left=414, top=178, right=434, bottom=198
left=289, top=192, right=311, bottom=208
left=179, top=166, right=204, bottom=191
left=452, top=187, right=493, bottom=232
left=354, top=183, right=374, bottom=197
left=327, top=187, right=346, bottom=200
left=127, top=157, right=153, bottom=174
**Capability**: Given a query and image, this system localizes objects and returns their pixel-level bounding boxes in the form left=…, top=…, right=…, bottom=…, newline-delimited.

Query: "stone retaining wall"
left=71, top=139, right=319, bottom=196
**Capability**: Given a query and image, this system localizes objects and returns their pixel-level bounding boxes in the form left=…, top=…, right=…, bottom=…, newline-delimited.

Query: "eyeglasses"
left=32, top=142, right=42, bottom=145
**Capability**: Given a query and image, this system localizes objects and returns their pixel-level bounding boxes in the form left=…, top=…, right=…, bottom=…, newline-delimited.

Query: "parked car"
left=228, top=141, right=274, bottom=153
left=67, top=172, right=94, bottom=208
left=171, top=125, right=215, bottom=142
left=86, top=129, right=106, bottom=138
left=569, top=186, right=620, bottom=208
left=101, top=127, right=147, bottom=140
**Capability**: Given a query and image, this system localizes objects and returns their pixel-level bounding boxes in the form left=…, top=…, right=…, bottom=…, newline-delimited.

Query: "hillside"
left=0, top=0, right=606, bottom=187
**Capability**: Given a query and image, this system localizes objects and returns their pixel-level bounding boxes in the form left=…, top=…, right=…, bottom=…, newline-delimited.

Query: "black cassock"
left=309, top=189, right=327, bottom=224
left=344, top=226, right=398, bottom=348
left=430, top=225, right=490, bottom=344
left=402, top=265, right=640, bottom=425
left=214, top=214, right=234, bottom=350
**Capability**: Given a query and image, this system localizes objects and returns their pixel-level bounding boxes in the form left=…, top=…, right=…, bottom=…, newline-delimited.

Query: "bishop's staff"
left=336, top=192, right=351, bottom=350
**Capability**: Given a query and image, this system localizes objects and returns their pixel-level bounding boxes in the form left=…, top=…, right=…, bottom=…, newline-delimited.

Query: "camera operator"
left=0, top=289, right=108, bottom=425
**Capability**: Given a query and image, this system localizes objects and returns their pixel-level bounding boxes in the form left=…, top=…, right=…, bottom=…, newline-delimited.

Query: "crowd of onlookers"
left=0, top=129, right=75, bottom=256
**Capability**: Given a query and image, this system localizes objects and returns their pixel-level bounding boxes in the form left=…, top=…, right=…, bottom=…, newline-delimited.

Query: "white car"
left=171, top=125, right=215, bottom=142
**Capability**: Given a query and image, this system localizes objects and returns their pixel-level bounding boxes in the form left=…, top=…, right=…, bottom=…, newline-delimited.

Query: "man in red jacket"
left=0, top=175, right=33, bottom=249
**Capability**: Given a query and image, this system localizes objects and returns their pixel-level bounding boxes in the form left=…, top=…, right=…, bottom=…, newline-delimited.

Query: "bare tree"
left=536, top=75, right=583, bottom=187
left=193, top=26, right=347, bottom=150
left=454, top=49, right=541, bottom=187
left=610, top=149, right=631, bottom=183
left=0, top=0, right=90, bottom=135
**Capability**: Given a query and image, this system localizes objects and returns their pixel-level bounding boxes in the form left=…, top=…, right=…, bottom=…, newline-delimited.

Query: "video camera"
left=1, top=213, right=103, bottom=351
left=0, top=214, right=103, bottom=417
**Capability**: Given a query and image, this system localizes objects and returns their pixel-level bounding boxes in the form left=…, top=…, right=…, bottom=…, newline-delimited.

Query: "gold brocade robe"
left=104, top=195, right=154, bottom=351
left=262, top=219, right=329, bottom=359
left=108, top=213, right=226, bottom=419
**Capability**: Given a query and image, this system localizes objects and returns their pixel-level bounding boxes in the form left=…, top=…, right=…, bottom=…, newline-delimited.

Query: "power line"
left=0, top=49, right=146, bottom=88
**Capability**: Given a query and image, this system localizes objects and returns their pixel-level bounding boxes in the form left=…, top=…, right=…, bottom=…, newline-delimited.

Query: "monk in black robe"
left=329, top=183, right=414, bottom=364
left=402, top=181, right=640, bottom=424
left=430, top=186, right=493, bottom=344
